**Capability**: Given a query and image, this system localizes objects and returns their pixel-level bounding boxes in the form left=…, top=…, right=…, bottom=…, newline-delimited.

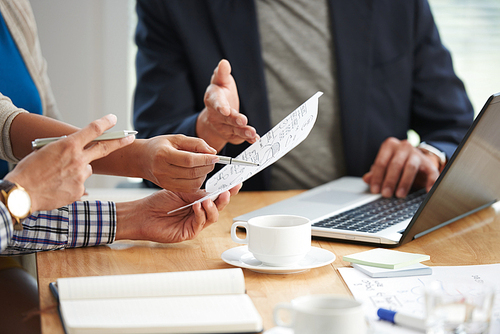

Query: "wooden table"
left=37, top=190, right=500, bottom=333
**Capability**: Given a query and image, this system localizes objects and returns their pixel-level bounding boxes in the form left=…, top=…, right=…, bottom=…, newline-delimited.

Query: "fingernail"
left=382, top=187, right=392, bottom=197
left=245, top=130, right=252, bottom=137
left=122, top=135, right=135, bottom=144
left=106, top=114, right=117, bottom=123
left=211, top=156, right=219, bottom=164
left=371, top=185, right=380, bottom=194
left=236, top=118, right=244, bottom=126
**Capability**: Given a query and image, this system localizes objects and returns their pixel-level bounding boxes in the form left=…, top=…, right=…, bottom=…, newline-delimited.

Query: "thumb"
left=212, top=59, right=233, bottom=86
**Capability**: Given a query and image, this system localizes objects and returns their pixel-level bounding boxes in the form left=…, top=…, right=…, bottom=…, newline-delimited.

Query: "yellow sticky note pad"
left=343, top=248, right=430, bottom=269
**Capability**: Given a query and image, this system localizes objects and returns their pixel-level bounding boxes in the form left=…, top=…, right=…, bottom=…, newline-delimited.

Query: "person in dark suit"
left=133, top=0, right=474, bottom=198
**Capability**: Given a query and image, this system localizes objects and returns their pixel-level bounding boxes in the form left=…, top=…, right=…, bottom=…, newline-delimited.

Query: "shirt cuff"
left=67, top=201, right=117, bottom=248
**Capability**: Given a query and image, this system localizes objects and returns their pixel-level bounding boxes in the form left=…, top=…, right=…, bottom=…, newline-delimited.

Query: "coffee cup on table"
left=230, top=215, right=311, bottom=267
left=273, top=294, right=368, bottom=334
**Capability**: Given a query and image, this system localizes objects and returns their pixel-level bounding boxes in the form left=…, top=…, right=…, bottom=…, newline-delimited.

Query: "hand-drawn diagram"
left=339, top=264, right=500, bottom=334
left=205, top=92, right=323, bottom=193
left=167, top=91, right=323, bottom=214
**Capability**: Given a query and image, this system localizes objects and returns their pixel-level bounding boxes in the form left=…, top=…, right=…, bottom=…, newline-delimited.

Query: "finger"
left=84, top=134, right=135, bottom=162
left=228, top=183, right=242, bottom=196
left=394, top=154, right=420, bottom=198
left=212, top=59, right=233, bottom=87
left=368, top=148, right=395, bottom=194
left=205, top=84, right=232, bottom=117
left=163, top=175, right=209, bottom=193
left=362, top=171, right=372, bottom=184
left=164, top=149, right=219, bottom=169
left=215, top=122, right=258, bottom=143
left=380, top=148, right=412, bottom=197
left=169, top=135, right=217, bottom=154
left=214, top=191, right=231, bottom=211
left=422, top=162, right=440, bottom=192
left=164, top=163, right=214, bottom=180
left=85, top=164, right=93, bottom=178
left=201, top=199, right=218, bottom=227
left=69, top=114, right=117, bottom=148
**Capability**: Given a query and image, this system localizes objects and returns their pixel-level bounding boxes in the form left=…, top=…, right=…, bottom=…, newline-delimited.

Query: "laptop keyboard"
left=311, top=189, right=427, bottom=234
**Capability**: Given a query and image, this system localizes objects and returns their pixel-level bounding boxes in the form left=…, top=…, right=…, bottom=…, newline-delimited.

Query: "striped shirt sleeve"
left=0, top=202, right=13, bottom=252
left=0, top=200, right=116, bottom=255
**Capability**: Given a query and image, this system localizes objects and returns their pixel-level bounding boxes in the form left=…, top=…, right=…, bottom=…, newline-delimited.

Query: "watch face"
left=7, top=188, right=32, bottom=218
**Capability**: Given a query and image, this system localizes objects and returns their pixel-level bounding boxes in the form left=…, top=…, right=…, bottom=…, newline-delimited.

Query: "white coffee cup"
left=273, top=295, right=368, bottom=334
left=231, top=215, right=311, bottom=267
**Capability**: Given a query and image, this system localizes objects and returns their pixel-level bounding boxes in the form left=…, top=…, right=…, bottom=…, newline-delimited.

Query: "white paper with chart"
left=338, top=264, right=500, bottom=334
left=169, top=91, right=323, bottom=213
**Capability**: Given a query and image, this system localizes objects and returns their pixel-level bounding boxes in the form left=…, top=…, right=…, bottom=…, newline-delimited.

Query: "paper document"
left=338, top=264, right=500, bottom=334
left=169, top=91, right=323, bottom=213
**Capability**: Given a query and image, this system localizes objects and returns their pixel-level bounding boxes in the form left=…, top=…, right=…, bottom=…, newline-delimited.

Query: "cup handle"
left=231, top=221, right=248, bottom=244
left=273, top=303, right=294, bottom=328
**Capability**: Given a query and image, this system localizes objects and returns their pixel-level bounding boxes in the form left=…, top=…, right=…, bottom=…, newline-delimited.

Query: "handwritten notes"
left=169, top=91, right=323, bottom=214
left=338, top=264, right=500, bottom=334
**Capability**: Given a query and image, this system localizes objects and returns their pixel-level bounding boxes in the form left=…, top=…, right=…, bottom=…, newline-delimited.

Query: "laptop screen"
left=400, top=93, right=500, bottom=245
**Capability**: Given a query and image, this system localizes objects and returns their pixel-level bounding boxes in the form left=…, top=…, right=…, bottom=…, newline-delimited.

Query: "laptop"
left=234, top=93, right=500, bottom=247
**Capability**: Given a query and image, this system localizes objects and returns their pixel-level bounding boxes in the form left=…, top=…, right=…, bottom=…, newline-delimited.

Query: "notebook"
left=234, top=93, right=500, bottom=247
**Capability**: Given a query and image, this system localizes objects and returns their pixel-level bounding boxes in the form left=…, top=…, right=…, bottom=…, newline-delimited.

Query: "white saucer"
left=221, top=246, right=335, bottom=274
left=264, top=327, right=293, bottom=334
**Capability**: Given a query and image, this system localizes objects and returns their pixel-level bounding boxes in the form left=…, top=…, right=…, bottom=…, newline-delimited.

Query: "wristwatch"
left=0, top=180, right=32, bottom=231
left=418, top=142, right=447, bottom=171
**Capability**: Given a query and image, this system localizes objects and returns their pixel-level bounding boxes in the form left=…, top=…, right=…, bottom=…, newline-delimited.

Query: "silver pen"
left=216, top=155, right=259, bottom=167
left=31, top=130, right=138, bottom=149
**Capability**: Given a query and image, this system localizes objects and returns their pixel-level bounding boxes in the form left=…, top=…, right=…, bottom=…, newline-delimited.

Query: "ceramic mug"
left=231, top=215, right=311, bottom=267
left=273, top=295, right=368, bottom=334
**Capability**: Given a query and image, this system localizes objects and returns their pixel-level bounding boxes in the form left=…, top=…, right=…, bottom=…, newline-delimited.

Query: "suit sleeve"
left=410, top=0, right=474, bottom=158
left=133, top=0, right=200, bottom=139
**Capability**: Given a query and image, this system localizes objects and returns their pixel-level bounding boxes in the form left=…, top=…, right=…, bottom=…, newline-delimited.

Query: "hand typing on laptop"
left=362, top=137, right=442, bottom=198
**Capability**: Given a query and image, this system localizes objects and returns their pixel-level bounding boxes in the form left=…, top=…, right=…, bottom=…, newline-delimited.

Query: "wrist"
left=0, top=179, right=32, bottom=230
left=418, top=142, right=446, bottom=172
left=114, top=201, right=140, bottom=241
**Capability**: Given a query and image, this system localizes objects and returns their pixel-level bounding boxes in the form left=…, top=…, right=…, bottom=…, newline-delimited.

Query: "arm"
left=134, top=2, right=257, bottom=152
left=1, top=201, right=115, bottom=255
left=363, top=0, right=473, bottom=198
left=8, top=112, right=219, bottom=192
left=2, top=185, right=242, bottom=255
left=0, top=203, right=12, bottom=252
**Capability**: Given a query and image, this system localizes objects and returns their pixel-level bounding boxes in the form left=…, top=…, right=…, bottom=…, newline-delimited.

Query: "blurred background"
left=30, top=0, right=500, bottom=188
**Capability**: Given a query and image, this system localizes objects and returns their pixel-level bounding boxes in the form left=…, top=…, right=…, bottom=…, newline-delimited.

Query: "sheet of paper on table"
left=338, top=264, right=500, bottom=334
left=169, top=91, right=323, bottom=214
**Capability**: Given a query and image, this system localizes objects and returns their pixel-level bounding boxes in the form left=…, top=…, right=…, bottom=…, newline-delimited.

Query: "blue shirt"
left=0, top=11, right=43, bottom=176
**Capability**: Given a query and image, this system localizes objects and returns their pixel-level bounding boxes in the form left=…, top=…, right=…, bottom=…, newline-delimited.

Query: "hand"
left=115, top=184, right=242, bottom=243
left=138, top=134, right=218, bottom=192
left=5, top=114, right=134, bottom=212
left=197, top=59, right=259, bottom=151
left=362, top=137, right=440, bottom=198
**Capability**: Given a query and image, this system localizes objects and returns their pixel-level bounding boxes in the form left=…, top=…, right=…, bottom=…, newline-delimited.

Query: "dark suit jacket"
left=133, top=0, right=473, bottom=191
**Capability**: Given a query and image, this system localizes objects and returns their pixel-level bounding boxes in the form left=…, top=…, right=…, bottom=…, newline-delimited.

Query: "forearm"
left=1, top=201, right=116, bottom=255
left=90, top=139, right=149, bottom=179
left=9, top=113, right=150, bottom=179
left=10, top=113, right=78, bottom=159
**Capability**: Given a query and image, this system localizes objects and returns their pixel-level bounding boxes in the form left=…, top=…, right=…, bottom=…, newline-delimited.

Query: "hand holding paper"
left=169, top=91, right=323, bottom=213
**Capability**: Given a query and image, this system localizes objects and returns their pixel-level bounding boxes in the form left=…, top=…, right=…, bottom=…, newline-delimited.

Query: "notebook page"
left=60, top=294, right=262, bottom=333
left=57, top=268, right=245, bottom=301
